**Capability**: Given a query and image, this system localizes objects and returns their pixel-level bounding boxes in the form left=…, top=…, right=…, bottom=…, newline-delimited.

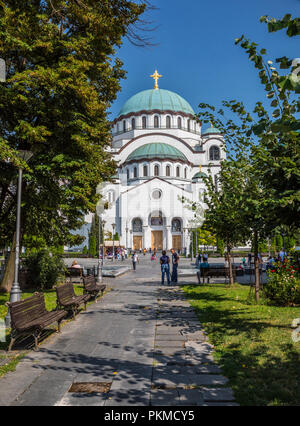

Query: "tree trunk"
left=253, top=230, right=260, bottom=302
left=227, top=245, right=234, bottom=285
left=0, top=233, right=16, bottom=293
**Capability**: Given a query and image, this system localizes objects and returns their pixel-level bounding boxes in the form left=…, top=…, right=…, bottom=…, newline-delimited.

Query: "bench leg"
left=8, top=333, right=16, bottom=352
left=33, top=330, right=41, bottom=351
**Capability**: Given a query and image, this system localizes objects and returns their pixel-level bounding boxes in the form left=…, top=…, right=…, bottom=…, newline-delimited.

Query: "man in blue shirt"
left=160, top=250, right=170, bottom=285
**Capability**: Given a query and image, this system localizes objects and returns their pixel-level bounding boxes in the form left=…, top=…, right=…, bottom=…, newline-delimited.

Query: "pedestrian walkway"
left=0, top=257, right=237, bottom=406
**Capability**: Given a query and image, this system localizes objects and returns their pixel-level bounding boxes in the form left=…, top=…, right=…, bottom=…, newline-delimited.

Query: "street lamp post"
left=102, top=220, right=106, bottom=269
left=190, top=228, right=194, bottom=261
left=96, top=215, right=103, bottom=284
left=5, top=150, right=33, bottom=327
left=112, top=223, right=116, bottom=262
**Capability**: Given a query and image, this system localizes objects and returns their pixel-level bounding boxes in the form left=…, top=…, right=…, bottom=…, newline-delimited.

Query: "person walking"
left=132, top=251, right=139, bottom=271
left=160, top=250, right=170, bottom=285
left=203, top=251, right=208, bottom=263
left=248, top=253, right=252, bottom=266
left=171, top=248, right=179, bottom=283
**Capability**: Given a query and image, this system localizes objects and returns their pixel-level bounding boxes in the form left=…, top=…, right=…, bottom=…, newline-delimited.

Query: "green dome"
left=118, top=89, right=195, bottom=117
left=202, top=127, right=222, bottom=136
left=192, top=171, right=207, bottom=180
left=126, top=143, right=188, bottom=163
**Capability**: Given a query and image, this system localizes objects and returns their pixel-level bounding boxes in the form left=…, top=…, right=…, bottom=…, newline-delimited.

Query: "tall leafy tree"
left=0, top=0, right=149, bottom=291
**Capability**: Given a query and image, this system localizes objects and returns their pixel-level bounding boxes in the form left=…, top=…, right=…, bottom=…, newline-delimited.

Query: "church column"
left=125, top=225, right=129, bottom=249
left=143, top=225, right=149, bottom=249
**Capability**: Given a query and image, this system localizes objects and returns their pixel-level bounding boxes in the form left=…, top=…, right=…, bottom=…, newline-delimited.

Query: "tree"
left=88, top=235, right=96, bottom=258
left=0, top=1, right=149, bottom=291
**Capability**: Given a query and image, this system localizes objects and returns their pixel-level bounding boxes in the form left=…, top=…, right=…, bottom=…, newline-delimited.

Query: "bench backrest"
left=56, top=282, right=76, bottom=305
left=83, top=275, right=96, bottom=289
left=7, top=293, right=47, bottom=330
left=67, top=267, right=83, bottom=277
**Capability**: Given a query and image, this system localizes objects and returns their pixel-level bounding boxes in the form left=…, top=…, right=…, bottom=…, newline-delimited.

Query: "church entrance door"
left=133, top=236, right=142, bottom=251
left=172, top=235, right=182, bottom=252
left=151, top=231, right=163, bottom=251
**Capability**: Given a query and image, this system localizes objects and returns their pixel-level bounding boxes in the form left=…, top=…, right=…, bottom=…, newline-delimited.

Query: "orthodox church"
left=88, top=71, right=225, bottom=253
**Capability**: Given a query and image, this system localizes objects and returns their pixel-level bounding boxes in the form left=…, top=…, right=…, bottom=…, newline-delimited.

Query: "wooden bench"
left=55, top=282, right=90, bottom=319
left=83, top=275, right=106, bottom=302
left=6, top=293, right=67, bottom=351
left=197, top=266, right=236, bottom=284
left=66, top=267, right=84, bottom=284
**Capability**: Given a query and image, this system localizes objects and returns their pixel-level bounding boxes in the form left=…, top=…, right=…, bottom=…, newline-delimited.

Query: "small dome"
left=202, top=127, right=222, bottom=137
left=192, top=171, right=207, bottom=180
left=126, top=143, right=188, bottom=163
left=118, top=89, right=195, bottom=117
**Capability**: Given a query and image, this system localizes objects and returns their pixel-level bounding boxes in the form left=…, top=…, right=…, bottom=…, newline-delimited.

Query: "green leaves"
left=0, top=1, right=146, bottom=247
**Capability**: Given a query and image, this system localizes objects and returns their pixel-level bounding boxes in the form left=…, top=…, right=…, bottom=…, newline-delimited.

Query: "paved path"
left=0, top=257, right=237, bottom=406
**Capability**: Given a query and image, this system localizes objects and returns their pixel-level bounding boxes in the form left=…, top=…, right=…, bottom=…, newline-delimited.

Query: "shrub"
left=264, top=259, right=300, bottom=306
left=24, top=249, right=66, bottom=290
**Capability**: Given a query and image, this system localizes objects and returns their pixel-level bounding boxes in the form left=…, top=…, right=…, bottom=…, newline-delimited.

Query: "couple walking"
left=160, top=249, right=179, bottom=285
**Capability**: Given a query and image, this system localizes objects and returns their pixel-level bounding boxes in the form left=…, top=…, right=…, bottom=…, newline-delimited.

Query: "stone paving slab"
left=177, top=389, right=204, bottom=406
left=202, top=387, right=235, bottom=402
left=150, top=389, right=181, bottom=406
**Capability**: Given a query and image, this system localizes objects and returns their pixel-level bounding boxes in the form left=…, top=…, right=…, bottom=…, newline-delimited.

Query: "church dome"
left=118, top=89, right=195, bottom=117
left=125, top=143, right=188, bottom=163
left=192, top=171, right=207, bottom=181
left=202, top=126, right=222, bottom=136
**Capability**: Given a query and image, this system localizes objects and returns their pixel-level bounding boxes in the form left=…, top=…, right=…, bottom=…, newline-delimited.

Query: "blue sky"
left=109, top=0, right=299, bottom=130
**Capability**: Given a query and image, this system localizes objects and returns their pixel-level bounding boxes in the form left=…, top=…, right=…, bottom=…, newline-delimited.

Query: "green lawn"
left=183, top=283, right=300, bottom=406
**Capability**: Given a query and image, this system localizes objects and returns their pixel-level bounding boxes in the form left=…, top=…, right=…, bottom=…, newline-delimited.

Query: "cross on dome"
left=150, top=69, right=162, bottom=90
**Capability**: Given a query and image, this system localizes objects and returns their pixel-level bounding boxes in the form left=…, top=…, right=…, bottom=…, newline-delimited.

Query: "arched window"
left=178, top=117, right=182, bottom=129
left=142, top=116, right=147, bottom=129
left=166, top=116, right=171, bottom=128
left=184, top=167, right=187, bottom=179
left=123, top=120, right=126, bottom=133
left=154, top=165, right=159, bottom=177
left=154, top=116, right=159, bottom=128
left=172, top=219, right=181, bottom=232
left=143, top=165, right=148, bottom=177
left=134, top=167, right=138, bottom=178
left=132, top=218, right=142, bottom=233
left=209, top=146, right=220, bottom=161
left=126, top=169, right=129, bottom=180
left=187, top=119, right=191, bottom=132
left=131, top=118, right=135, bottom=129
left=176, top=166, right=180, bottom=177
left=166, top=165, right=171, bottom=177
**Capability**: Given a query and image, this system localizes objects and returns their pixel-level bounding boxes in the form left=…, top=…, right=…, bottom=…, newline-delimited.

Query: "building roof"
left=118, top=89, right=195, bottom=117
left=192, top=171, right=208, bottom=180
left=126, top=143, right=188, bottom=163
left=202, top=126, right=222, bottom=136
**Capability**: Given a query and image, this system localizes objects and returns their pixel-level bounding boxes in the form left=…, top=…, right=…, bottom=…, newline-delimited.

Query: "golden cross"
left=199, top=165, right=202, bottom=172
left=150, top=69, right=162, bottom=89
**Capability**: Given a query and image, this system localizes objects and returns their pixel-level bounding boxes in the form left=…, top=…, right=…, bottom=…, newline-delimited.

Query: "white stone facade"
left=95, top=87, right=226, bottom=253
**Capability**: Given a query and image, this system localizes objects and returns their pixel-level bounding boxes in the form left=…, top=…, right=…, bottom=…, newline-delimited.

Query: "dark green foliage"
left=24, top=249, right=66, bottom=289
left=0, top=0, right=147, bottom=248
left=88, top=235, right=96, bottom=258
left=216, top=237, right=225, bottom=256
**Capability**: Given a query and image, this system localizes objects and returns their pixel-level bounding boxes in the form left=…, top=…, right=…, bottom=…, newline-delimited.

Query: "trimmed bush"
left=24, top=249, right=66, bottom=290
